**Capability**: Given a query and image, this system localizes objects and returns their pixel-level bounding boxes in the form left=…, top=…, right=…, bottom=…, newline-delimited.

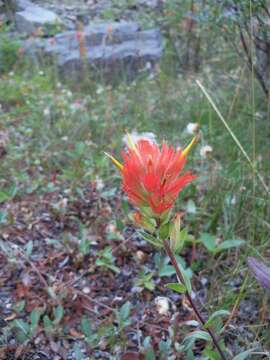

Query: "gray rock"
left=23, top=21, right=163, bottom=82
left=15, top=3, right=62, bottom=35
left=59, top=31, right=162, bottom=81
left=44, top=21, right=140, bottom=54
left=15, top=0, right=33, bottom=11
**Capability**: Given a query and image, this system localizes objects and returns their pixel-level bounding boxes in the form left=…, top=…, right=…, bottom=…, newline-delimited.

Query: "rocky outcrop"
left=23, top=21, right=163, bottom=82
left=15, top=1, right=62, bottom=35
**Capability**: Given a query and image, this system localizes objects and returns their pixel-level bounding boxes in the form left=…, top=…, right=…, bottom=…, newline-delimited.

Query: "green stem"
left=163, top=239, right=227, bottom=360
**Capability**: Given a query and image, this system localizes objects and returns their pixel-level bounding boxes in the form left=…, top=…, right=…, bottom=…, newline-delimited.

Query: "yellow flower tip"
left=126, top=131, right=141, bottom=158
left=104, top=152, right=123, bottom=171
left=126, top=132, right=137, bottom=150
left=182, top=134, right=200, bottom=158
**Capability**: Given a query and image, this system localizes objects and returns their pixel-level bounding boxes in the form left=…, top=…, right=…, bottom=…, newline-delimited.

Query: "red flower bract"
left=121, top=140, right=196, bottom=215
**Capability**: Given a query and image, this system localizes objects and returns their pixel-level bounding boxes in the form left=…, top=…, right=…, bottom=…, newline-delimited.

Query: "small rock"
left=82, top=286, right=90, bottom=294
left=15, top=3, right=62, bottom=35
left=135, top=250, right=147, bottom=263
left=15, top=0, right=33, bottom=11
left=154, top=296, right=170, bottom=315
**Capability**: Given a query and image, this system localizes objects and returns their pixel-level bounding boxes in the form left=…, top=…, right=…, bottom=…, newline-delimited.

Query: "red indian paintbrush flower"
left=106, top=135, right=197, bottom=215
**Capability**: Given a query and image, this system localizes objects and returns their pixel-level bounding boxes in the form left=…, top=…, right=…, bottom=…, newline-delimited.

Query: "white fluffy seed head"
left=200, top=145, right=213, bottom=158
left=186, top=122, right=199, bottom=135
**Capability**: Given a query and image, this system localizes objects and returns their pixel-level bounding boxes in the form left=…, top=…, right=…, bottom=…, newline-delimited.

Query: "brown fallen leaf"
left=121, top=352, right=144, bottom=360
left=69, top=328, right=84, bottom=339
left=4, top=312, right=17, bottom=321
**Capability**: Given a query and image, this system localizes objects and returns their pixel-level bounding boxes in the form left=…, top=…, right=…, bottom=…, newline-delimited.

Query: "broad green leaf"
left=145, top=347, right=156, bottom=360
left=25, top=240, right=33, bottom=256
left=119, top=301, right=132, bottom=321
left=159, top=223, right=170, bottom=240
left=139, top=231, right=163, bottom=248
left=81, top=316, right=92, bottom=337
left=53, top=304, right=64, bottom=324
left=199, top=233, right=216, bottom=252
left=203, top=347, right=221, bottom=360
left=182, top=330, right=212, bottom=351
left=204, top=310, right=230, bottom=329
left=232, top=349, right=256, bottom=360
left=43, top=315, right=53, bottom=335
left=159, top=265, right=175, bottom=277
left=13, top=300, right=25, bottom=312
left=30, top=308, right=41, bottom=331
left=187, top=330, right=212, bottom=342
left=177, top=261, right=192, bottom=295
left=216, top=239, right=245, bottom=252
left=13, top=319, right=30, bottom=335
left=165, top=282, right=186, bottom=293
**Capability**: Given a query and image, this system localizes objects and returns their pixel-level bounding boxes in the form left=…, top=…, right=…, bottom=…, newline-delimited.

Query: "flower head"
left=200, top=145, right=213, bottom=158
left=186, top=122, right=199, bottom=135
left=106, top=135, right=197, bottom=216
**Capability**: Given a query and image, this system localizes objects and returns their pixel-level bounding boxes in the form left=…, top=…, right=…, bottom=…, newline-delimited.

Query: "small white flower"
left=95, top=176, right=104, bottom=191
left=96, top=86, right=104, bottom=95
left=123, top=130, right=156, bottom=146
left=43, top=107, right=50, bottom=117
left=186, top=122, right=199, bottom=135
left=155, top=296, right=170, bottom=315
left=9, top=71, right=14, bottom=77
left=200, top=145, right=213, bottom=158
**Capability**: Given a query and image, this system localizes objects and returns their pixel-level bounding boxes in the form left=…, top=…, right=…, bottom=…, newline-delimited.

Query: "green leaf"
left=177, top=261, right=192, bottom=295
left=232, top=349, right=256, bottom=360
left=139, top=231, right=163, bottom=248
left=81, top=316, right=92, bottom=337
left=144, top=337, right=156, bottom=360
left=13, top=319, right=30, bottom=335
left=30, top=308, right=41, bottom=332
left=0, top=210, right=7, bottom=224
left=145, top=347, right=156, bottom=360
left=159, top=265, right=176, bottom=277
left=159, top=223, right=170, bottom=240
left=13, top=300, right=25, bottom=312
left=53, top=304, right=64, bottom=324
left=182, top=330, right=212, bottom=351
left=119, top=301, right=132, bottom=321
left=203, top=347, right=221, bottom=360
left=25, top=240, right=33, bottom=257
left=199, top=233, right=216, bottom=252
left=216, top=239, right=245, bottom=252
left=165, top=282, right=186, bottom=293
left=43, top=315, right=53, bottom=335
left=145, top=281, right=155, bottom=291
left=204, top=310, right=230, bottom=329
